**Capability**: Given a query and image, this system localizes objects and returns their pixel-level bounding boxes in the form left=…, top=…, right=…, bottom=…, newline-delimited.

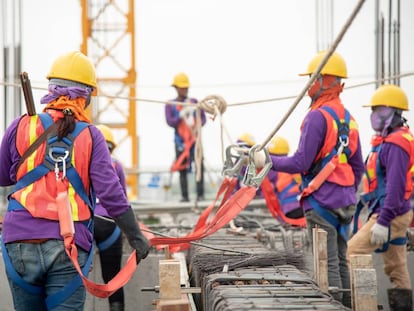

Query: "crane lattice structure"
left=79, top=0, right=139, bottom=199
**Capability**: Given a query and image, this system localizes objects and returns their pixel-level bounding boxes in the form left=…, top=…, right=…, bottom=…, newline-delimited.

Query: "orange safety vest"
left=11, top=111, right=93, bottom=221
left=363, top=127, right=414, bottom=201
left=305, top=100, right=359, bottom=187
left=275, top=172, right=301, bottom=197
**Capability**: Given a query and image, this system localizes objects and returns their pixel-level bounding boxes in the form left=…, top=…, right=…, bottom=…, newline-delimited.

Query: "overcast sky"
left=6, top=0, right=414, bottom=174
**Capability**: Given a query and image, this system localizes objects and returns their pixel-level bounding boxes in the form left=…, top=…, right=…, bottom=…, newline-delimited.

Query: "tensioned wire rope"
left=2, top=70, right=414, bottom=174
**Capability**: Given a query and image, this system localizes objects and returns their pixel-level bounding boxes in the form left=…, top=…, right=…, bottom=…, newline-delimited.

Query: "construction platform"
left=1, top=200, right=414, bottom=310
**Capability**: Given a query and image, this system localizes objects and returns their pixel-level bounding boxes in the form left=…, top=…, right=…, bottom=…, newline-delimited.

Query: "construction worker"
left=165, top=72, right=207, bottom=202
left=0, top=51, right=150, bottom=310
left=347, top=84, right=414, bottom=311
left=253, top=50, right=364, bottom=307
left=265, top=136, right=304, bottom=219
left=94, top=124, right=126, bottom=311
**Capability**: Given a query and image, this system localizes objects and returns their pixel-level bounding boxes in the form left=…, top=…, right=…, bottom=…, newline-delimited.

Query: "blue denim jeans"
left=5, top=239, right=88, bottom=311
left=305, top=209, right=351, bottom=307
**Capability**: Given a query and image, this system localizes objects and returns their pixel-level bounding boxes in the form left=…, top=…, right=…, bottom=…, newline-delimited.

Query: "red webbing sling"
left=260, top=176, right=306, bottom=228
left=59, top=175, right=255, bottom=298
left=57, top=179, right=151, bottom=298
left=56, top=179, right=135, bottom=297
left=149, top=177, right=257, bottom=252
left=170, top=121, right=195, bottom=172
left=152, top=176, right=237, bottom=250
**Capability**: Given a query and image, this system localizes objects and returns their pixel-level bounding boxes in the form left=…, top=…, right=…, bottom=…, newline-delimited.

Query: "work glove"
left=370, top=223, right=389, bottom=245
left=253, top=149, right=266, bottom=169
left=185, top=114, right=195, bottom=127
left=179, top=106, right=196, bottom=119
left=114, top=208, right=151, bottom=263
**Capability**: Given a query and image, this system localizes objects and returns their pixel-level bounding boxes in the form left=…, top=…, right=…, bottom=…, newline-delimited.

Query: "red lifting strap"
left=64, top=238, right=137, bottom=298
left=149, top=177, right=256, bottom=252
left=260, top=176, right=306, bottom=228
left=60, top=177, right=255, bottom=298
left=170, top=121, right=196, bottom=172
left=57, top=179, right=154, bottom=298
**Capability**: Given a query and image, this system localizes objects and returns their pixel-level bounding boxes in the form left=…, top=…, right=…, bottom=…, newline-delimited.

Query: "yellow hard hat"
left=300, top=50, right=347, bottom=78
left=268, top=136, right=290, bottom=155
left=363, top=84, right=409, bottom=111
left=172, top=72, right=190, bottom=88
left=237, top=133, right=255, bottom=147
left=96, top=124, right=116, bottom=149
left=47, top=51, right=97, bottom=90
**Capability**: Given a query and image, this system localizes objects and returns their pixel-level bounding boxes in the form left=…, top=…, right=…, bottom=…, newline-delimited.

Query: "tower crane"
left=79, top=0, right=139, bottom=199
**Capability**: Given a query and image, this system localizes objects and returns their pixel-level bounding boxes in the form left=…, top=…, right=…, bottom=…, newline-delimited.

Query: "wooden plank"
left=159, top=259, right=181, bottom=300
left=313, top=228, right=328, bottom=291
left=173, top=252, right=189, bottom=286
left=353, top=268, right=378, bottom=311
left=157, top=295, right=190, bottom=311
left=349, top=255, right=377, bottom=311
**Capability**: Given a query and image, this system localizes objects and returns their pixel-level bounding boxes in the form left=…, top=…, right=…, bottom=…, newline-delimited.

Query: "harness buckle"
left=242, top=144, right=272, bottom=188
left=337, top=136, right=349, bottom=155
left=222, top=143, right=248, bottom=177
left=49, top=148, right=69, bottom=180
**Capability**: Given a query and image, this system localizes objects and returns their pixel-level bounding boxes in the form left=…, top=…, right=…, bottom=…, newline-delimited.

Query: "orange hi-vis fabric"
left=275, top=172, right=301, bottom=198
left=261, top=176, right=306, bottom=227
left=363, top=128, right=414, bottom=201
left=12, top=111, right=92, bottom=221
left=309, top=99, right=359, bottom=187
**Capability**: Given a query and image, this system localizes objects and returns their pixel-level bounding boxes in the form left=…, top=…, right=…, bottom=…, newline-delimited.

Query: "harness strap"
left=1, top=238, right=44, bottom=295
left=301, top=156, right=339, bottom=199
left=0, top=237, right=93, bottom=308
left=260, top=176, right=306, bottom=227
left=97, top=226, right=121, bottom=251
left=46, top=247, right=93, bottom=310
left=308, top=196, right=350, bottom=241
left=375, top=231, right=408, bottom=253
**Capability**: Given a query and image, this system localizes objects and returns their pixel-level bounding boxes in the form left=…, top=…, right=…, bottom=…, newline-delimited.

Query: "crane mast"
left=79, top=0, right=139, bottom=199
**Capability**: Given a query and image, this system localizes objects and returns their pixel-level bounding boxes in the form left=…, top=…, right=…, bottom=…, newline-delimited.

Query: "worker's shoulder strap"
left=16, top=113, right=59, bottom=172
left=320, top=106, right=351, bottom=159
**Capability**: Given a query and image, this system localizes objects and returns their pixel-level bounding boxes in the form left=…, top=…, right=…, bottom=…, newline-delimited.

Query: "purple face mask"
left=370, top=106, right=395, bottom=134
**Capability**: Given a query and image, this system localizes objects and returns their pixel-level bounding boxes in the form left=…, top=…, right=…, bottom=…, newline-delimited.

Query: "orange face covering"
left=308, top=75, right=344, bottom=110
left=43, top=96, right=91, bottom=123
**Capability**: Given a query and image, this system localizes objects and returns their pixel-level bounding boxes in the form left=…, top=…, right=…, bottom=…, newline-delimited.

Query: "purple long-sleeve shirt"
left=0, top=114, right=130, bottom=251
left=372, top=138, right=412, bottom=227
left=271, top=108, right=365, bottom=212
left=94, top=159, right=127, bottom=218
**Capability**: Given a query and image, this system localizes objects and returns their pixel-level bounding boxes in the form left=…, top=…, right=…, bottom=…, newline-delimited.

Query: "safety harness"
left=3, top=112, right=95, bottom=309
left=260, top=176, right=306, bottom=227
left=300, top=106, right=352, bottom=241
left=353, top=142, right=408, bottom=252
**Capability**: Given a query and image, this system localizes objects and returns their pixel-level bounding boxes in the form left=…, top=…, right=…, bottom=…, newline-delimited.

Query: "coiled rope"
left=194, top=95, right=229, bottom=181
